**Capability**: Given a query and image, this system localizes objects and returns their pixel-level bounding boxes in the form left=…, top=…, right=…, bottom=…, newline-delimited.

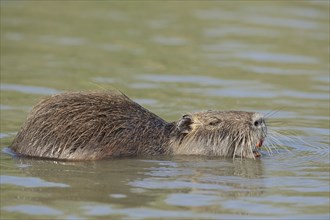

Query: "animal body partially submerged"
left=10, top=91, right=267, bottom=160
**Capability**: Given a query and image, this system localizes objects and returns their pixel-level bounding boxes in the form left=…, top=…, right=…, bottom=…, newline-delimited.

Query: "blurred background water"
left=0, top=1, right=329, bottom=219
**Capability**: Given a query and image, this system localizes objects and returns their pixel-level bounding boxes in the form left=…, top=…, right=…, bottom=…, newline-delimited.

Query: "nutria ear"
left=177, top=114, right=193, bottom=134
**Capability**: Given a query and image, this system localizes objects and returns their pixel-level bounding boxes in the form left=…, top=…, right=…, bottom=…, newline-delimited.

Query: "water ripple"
left=82, top=204, right=225, bottom=219
left=141, top=74, right=252, bottom=86
left=130, top=178, right=232, bottom=191
left=244, top=65, right=324, bottom=75
left=39, top=36, right=87, bottom=46
left=246, top=16, right=322, bottom=30
left=165, top=193, right=218, bottom=207
left=235, top=51, right=319, bottom=64
left=5, top=32, right=24, bottom=41
left=151, top=36, right=189, bottom=46
left=0, top=84, right=60, bottom=95
left=0, top=175, right=69, bottom=188
left=4, top=205, right=62, bottom=216
left=203, top=27, right=280, bottom=38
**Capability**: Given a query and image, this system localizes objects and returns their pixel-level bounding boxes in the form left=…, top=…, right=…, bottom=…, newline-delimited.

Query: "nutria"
left=10, top=91, right=267, bottom=160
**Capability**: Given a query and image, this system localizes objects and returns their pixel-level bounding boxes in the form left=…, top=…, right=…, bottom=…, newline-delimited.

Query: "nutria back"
left=11, top=92, right=173, bottom=160
left=10, top=91, right=267, bottom=160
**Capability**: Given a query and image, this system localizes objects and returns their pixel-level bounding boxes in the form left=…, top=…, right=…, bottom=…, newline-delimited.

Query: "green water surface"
left=1, top=1, right=329, bottom=219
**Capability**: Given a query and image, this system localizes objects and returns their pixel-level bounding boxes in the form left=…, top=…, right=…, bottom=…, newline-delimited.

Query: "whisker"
left=266, top=121, right=287, bottom=125
left=271, top=129, right=300, bottom=146
left=230, top=133, right=243, bottom=159
left=266, top=135, right=281, bottom=154
left=264, top=106, right=286, bottom=119
left=248, top=141, right=256, bottom=160
left=233, top=144, right=237, bottom=160
left=263, top=141, right=274, bottom=155
left=88, top=82, right=109, bottom=91
left=275, top=129, right=315, bottom=149
left=240, top=137, right=244, bottom=160
left=268, top=131, right=292, bottom=154
left=232, top=137, right=240, bottom=160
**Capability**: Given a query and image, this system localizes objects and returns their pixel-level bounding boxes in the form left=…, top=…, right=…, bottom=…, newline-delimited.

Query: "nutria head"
left=172, top=110, right=267, bottom=159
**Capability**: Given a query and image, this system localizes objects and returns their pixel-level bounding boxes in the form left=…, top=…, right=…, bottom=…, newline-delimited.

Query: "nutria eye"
left=209, top=120, right=220, bottom=126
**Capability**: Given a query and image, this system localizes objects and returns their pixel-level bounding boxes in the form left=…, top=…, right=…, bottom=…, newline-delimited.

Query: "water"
left=1, top=1, right=329, bottom=219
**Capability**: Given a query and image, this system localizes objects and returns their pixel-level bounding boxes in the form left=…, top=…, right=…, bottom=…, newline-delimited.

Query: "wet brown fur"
left=10, top=91, right=267, bottom=160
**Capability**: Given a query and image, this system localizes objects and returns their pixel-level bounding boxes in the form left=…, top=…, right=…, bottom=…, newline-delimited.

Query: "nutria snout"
left=10, top=91, right=267, bottom=160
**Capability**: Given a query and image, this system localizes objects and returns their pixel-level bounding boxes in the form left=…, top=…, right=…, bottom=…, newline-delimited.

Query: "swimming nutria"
left=10, top=91, right=267, bottom=160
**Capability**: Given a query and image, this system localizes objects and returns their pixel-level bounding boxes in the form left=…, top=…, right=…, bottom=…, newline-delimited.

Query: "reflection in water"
left=6, top=158, right=158, bottom=206
left=1, top=156, right=266, bottom=218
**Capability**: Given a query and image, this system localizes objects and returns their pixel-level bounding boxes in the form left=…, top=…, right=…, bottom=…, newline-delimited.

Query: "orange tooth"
left=256, top=140, right=263, bottom=148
